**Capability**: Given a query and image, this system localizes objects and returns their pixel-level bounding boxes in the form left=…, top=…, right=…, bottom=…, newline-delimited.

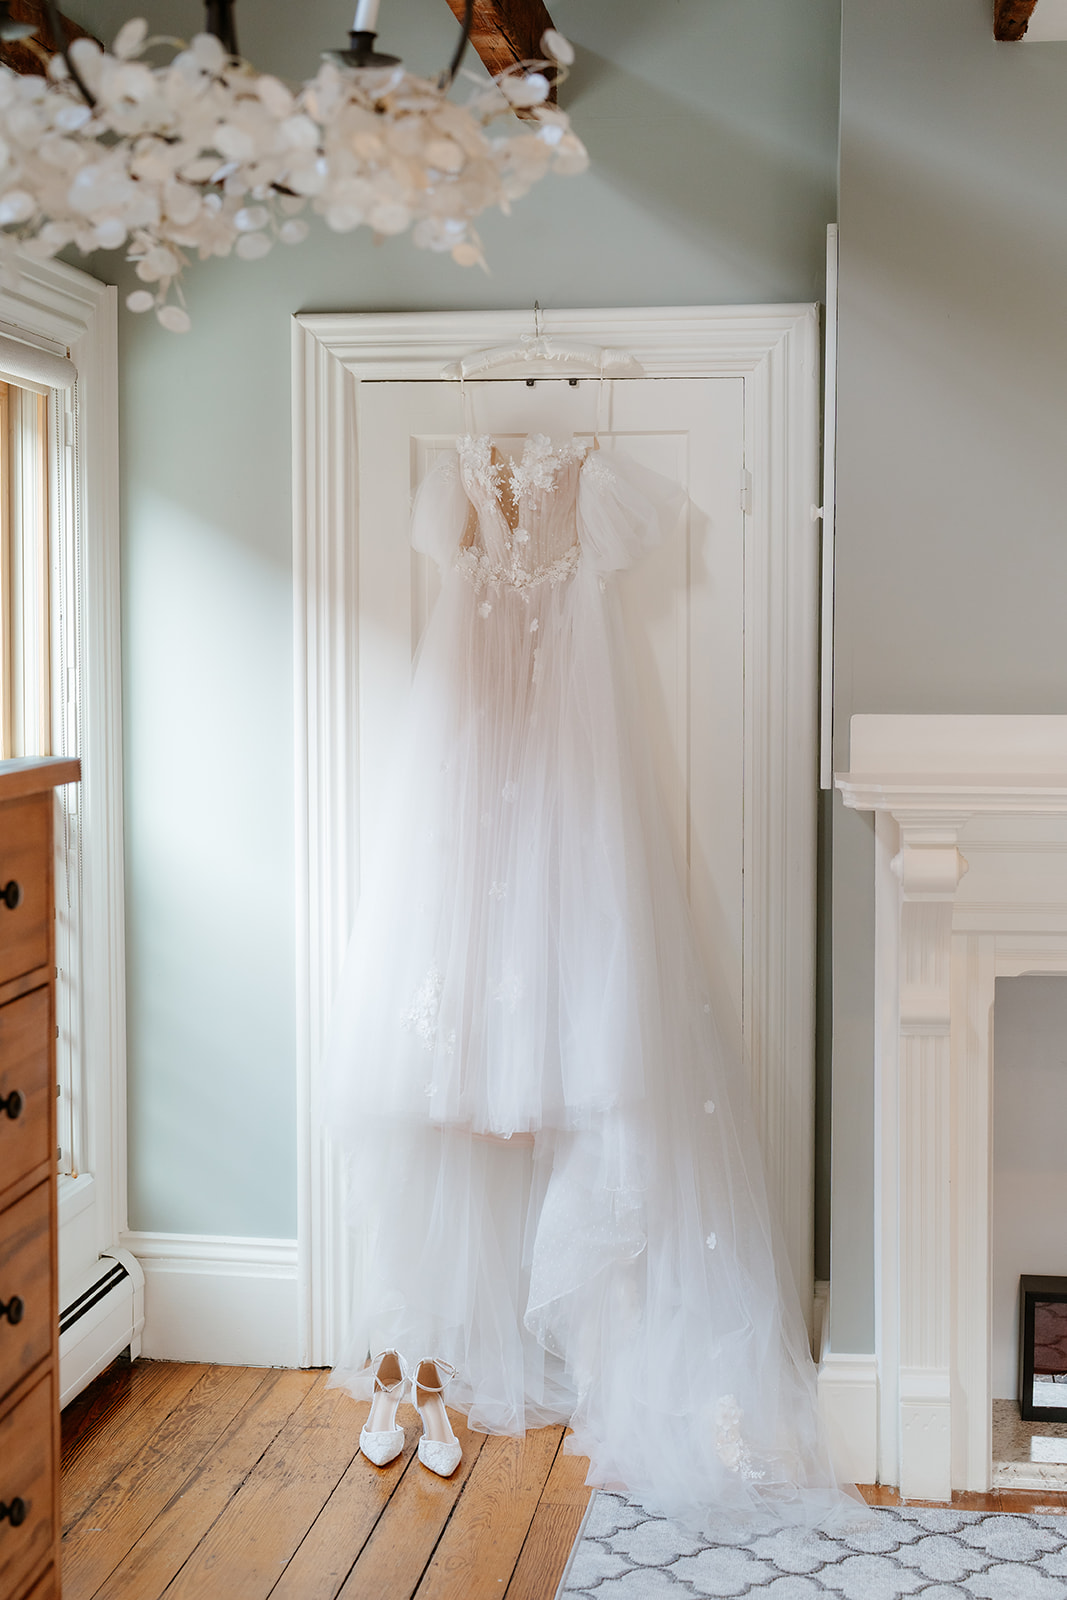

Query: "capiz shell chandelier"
left=0, top=0, right=587, bottom=330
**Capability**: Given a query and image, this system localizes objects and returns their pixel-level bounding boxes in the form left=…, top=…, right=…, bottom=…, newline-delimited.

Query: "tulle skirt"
left=323, top=557, right=859, bottom=1529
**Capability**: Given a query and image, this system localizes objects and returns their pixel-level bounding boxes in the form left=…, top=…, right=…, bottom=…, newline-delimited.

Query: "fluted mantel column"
left=890, top=822, right=968, bottom=1500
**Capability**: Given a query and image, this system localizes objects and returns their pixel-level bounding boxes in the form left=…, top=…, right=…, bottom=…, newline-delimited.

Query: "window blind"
left=0, top=332, right=76, bottom=394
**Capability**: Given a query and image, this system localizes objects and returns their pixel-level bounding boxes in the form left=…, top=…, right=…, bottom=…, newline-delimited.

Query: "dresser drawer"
left=0, top=989, right=51, bottom=1201
left=0, top=794, right=51, bottom=988
left=0, top=1185, right=50, bottom=1403
left=0, top=1377, right=54, bottom=1600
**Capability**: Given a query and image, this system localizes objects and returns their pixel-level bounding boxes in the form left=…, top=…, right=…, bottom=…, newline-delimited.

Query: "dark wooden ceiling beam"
left=0, top=0, right=96, bottom=76
left=994, top=0, right=1039, bottom=41
left=443, top=0, right=556, bottom=80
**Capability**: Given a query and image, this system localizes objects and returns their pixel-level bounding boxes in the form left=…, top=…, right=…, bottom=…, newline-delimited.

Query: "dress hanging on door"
left=324, top=432, right=856, bottom=1529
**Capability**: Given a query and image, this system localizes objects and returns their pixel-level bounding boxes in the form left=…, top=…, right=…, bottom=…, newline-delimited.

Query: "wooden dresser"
left=0, top=757, right=80, bottom=1600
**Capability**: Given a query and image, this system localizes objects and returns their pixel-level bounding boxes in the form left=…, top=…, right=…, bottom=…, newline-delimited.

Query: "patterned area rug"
left=558, top=1491, right=1067, bottom=1598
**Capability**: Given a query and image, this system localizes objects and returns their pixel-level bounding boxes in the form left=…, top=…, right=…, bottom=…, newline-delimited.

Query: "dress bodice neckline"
left=458, top=431, right=590, bottom=458
left=456, top=432, right=590, bottom=494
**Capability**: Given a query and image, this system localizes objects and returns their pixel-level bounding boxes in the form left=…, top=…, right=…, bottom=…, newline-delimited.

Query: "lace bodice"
left=455, top=433, right=587, bottom=594
left=410, top=431, right=683, bottom=582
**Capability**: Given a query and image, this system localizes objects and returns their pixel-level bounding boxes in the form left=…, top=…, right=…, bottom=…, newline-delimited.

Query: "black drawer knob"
left=0, top=1296, right=22, bottom=1325
left=0, top=1498, right=25, bottom=1526
left=0, top=881, right=21, bottom=911
left=0, top=1091, right=22, bottom=1120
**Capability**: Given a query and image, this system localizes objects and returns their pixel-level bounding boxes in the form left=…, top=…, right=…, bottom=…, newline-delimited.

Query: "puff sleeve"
left=410, top=448, right=471, bottom=569
left=576, top=449, right=687, bottom=573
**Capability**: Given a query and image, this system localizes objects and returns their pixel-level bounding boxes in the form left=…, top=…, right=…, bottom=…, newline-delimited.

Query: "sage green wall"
left=831, top=0, right=1067, bottom=1350
left=65, top=0, right=842, bottom=1238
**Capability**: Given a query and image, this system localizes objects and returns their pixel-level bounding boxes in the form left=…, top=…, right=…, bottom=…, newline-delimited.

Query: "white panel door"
left=354, top=376, right=746, bottom=1057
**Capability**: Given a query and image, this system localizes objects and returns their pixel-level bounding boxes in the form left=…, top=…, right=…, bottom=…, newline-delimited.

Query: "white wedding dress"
left=324, top=432, right=858, bottom=1529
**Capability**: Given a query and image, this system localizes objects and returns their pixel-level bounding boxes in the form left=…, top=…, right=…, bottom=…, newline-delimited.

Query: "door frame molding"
left=292, top=304, right=822, bottom=1365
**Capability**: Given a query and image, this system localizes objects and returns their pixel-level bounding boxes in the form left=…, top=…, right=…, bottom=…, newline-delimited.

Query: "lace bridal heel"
left=414, top=1358, right=462, bottom=1477
left=358, top=1350, right=408, bottom=1466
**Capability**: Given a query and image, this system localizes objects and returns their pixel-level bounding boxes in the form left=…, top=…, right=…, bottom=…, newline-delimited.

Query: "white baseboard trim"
left=818, top=1351, right=879, bottom=1485
left=121, top=1232, right=300, bottom=1368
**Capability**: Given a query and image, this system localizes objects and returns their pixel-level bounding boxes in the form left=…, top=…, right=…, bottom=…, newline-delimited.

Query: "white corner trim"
left=121, top=1232, right=299, bottom=1366
left=814, top=1278, right=830, bottom=1361
left=818, top=1352, right=879, bottom=1486
left=58, top=1171, right=96, bottom=1225
left=293, top=304, right=822, bottom=1368
left=819, top=224, right=838, bottom=792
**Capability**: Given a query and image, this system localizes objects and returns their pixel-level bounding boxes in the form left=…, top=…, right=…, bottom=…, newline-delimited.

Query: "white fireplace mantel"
left=836, top=715, right=1067, bottom=1500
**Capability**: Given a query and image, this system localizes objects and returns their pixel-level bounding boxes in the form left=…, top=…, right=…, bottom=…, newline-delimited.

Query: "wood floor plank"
left=269, top=1404, right=421, bottom=1600
left=335, top=1410, right=488, bottom=1600
left=62, top=1364, right=267, bottom=1600
left=857, top=1485, right=901, bottom=1506
left=62, top=1359, right=157, bottom=1465
left=160, top=1374, right=364, bottom=1600
left=994, top=1489, right=1067, bottom=1514
left=858, top=1483, right=1067, bottom=1513
left=90, top=1368, right=319, bottom=1600
left=415, top=1424, right=563, bottom=1600
left=505, top=1439, right=593, bottom=1600
left=62, top=1363, right=209, bottom=1531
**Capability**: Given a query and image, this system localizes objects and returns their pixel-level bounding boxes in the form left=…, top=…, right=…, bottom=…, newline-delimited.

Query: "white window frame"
left=0, top=255, right=132, bottom=1395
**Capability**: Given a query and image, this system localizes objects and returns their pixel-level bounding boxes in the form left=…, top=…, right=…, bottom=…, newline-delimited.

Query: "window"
left=0, top=266, right=127, bottom=1405
left=0, top=372, right=83, bottom=1177
left=0, top=382, right=50, bottom=761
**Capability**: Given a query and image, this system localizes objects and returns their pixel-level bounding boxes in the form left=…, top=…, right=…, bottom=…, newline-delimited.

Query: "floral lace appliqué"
left=402, top=964, right=451, bottom=1053
left=455, top=542, right=580, bottom=597
left=457, top=433, right=503, bottom=498
left=509, top=433, right=583, bottom=498
left=579, top=450, right=613, bottom=488
left=493, top=971, right=524, bottom=1012
left=714, top=1396, right=766, bottom=1483
left=459, top=431, right=585, bottom=494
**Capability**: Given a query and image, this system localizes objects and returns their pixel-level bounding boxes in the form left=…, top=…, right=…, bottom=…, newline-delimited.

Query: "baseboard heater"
left=58, top=1247, right=146, bottom=1407
left=60, top=1258, right=129, bottom=1336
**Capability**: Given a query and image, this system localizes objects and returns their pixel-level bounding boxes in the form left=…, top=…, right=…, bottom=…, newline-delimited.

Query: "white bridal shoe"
left=358, top=1349, right=408, bottom=1466
left=413, top=1358, right=462, bottom=1477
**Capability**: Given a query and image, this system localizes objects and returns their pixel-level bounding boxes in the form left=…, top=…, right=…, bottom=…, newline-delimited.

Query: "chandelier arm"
left=440, top=0, right=474, bottom=89
left=41, top=0, right=96, bottom=107
left=204, top=0, right=239, bottom=57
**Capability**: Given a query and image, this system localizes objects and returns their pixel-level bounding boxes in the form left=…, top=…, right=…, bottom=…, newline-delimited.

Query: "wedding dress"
left=324, top=432, right=857, bottom=1529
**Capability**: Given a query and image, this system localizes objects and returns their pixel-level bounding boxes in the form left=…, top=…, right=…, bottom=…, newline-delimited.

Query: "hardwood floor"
left=858, top=1483, right=1067, bottom=1513
left=62, top=1358, right=1067, bottom=1600
left=60, top=1358, right=593, bottom=1600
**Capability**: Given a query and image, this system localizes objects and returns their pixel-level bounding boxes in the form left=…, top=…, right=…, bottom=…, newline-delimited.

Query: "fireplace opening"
left=992, top=975, right=1067, bottom=1488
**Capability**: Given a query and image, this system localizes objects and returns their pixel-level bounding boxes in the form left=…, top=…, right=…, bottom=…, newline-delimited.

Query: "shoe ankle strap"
left=371, top=1349, right=407, bottom=1395
left=415, top=1358, right=456, bottom=1394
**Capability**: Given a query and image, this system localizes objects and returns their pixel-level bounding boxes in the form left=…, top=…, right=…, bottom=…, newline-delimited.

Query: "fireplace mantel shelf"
left=837, top=775, right=1067, bottom=815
